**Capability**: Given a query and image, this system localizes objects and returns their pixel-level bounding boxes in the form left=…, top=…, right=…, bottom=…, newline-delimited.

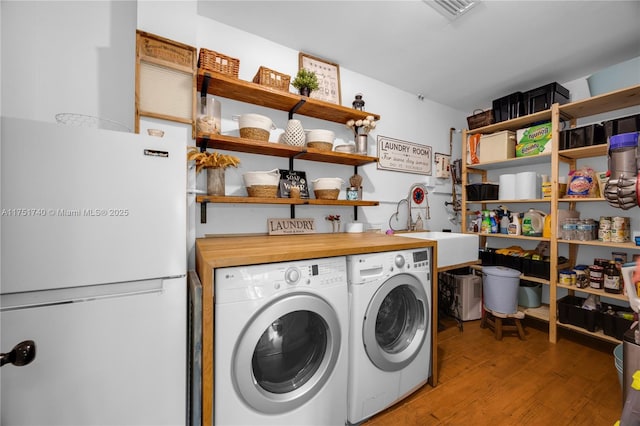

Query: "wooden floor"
left=364, top=317, right=623, bottom=425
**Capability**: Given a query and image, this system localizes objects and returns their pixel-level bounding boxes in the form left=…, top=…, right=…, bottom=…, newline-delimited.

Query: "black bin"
left=492, top=92, right=525, bottom=123
left=524, top=82, right=570, bottom=115
left=603, top=113, right=640, bottom=139
left=560, top=123, right=606, bottom=150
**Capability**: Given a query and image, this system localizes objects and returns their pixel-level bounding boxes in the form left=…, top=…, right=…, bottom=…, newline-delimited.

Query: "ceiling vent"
left=424, top=0, right=479, bottom=20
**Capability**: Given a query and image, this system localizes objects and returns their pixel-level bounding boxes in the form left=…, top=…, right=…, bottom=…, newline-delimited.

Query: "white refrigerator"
left=0, top=117, right=187, bottom=425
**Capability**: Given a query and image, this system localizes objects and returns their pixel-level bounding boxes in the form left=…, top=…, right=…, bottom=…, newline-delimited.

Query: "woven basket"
left=198, top=48, right=240, bottom=78
left=247, top=185, right=278, bottom=198
left=467, top=109, right=495, bottom=130
left=252, top=66, right=291, bottom=92
left=307, top=141, right=333, bottom=151
left=240, top=127, right=270, bottom=141
left=314, top=189, right=340, bottom=200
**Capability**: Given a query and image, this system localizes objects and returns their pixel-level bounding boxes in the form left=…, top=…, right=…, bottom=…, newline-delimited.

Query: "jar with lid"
left=352, top=93, right=365, bottom=111
left=603, top=260, right=622, bottom=294
left=589, top=264, right=604, bottom=289
left=561, top=217, right=578, bottom=240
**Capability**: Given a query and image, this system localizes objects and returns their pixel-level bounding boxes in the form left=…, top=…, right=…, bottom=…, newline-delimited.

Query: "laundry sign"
left=377, top=136, right=432, bottom=175
left=268, top=218, right=316, bottom=235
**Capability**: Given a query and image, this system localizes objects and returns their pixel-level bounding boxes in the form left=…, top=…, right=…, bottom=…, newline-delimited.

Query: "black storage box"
left=560, top=123, right=606, bottom=150
left=603, top=113, right=640, bottom=139
left=524, top=82, right=570, bottom=115
left=601, top=304, right=636, bottom=340
left=557, top=295, right=599, bottom=332
left=492, top=92, right=525, bottom=123
left=521, top=258, right=551, bottom=280
left=465, top=183, right=499, bottom=201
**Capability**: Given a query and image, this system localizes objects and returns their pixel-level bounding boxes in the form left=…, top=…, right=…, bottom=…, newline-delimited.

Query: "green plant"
left=291, top=68, right=319, bottom=91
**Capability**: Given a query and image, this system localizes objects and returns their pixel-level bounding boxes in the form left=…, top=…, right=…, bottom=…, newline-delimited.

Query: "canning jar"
left=561, top=217, right=578, bottom=240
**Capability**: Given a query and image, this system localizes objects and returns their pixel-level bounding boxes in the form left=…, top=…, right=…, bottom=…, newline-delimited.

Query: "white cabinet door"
left=1, top=278, right=186, bottom=426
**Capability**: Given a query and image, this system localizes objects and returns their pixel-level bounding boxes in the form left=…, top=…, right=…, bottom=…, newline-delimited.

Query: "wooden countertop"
left=196, top=232, right=437, bottom=269
left=195, top=233, right=437, bottom=426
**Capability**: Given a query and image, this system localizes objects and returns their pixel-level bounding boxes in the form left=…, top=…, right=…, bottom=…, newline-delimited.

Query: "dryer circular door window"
left=363, top=273, right=429, bottom=372
left=232, top=293, right=342, bottom=415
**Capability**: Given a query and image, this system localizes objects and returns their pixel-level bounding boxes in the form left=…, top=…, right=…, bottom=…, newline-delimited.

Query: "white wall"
left=136, top=2, right=469, bottom=239
left=3, top=1, right=637, bottom=251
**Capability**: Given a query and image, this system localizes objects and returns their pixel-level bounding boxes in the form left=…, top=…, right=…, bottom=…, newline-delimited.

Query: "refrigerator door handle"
left=0, top=340, right=36, bottom=367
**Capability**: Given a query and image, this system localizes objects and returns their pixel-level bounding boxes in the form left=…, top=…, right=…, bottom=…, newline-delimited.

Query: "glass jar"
left=352, top=93, right=365, bottom=111
left=561, top=217, right=578, bottom=240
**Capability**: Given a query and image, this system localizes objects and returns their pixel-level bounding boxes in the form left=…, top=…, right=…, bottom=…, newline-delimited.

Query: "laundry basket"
left=482, top=266, right=521, bottom=314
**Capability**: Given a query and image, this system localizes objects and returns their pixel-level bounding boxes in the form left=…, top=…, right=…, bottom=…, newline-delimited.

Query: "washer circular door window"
left=363, top=273, right=429, bottom=372
left=232, top=293, right=341, bottom=415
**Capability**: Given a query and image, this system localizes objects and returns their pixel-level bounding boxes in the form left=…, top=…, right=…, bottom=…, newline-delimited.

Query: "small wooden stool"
left=480, top=305, right=526, bottom=340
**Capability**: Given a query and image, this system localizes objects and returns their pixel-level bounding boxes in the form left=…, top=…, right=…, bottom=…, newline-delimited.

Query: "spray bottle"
left=499, top=205, right=510, bottom=234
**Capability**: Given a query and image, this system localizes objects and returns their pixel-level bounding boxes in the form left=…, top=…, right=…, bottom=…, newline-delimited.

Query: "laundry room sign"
left=377, top=135, right=432, bottom=175
left=268, top=218, right=316, bottom=235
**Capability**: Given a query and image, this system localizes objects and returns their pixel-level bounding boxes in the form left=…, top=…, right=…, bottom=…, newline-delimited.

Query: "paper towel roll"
left=516, top=172, right=539, bottom=199
left=499, top=174, right=516, bottom=200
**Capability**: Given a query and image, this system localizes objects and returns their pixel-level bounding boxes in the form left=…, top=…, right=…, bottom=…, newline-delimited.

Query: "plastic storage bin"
left=465, top=183, right=499, bottom=201
left=482, top=266, right=521, bottom=314
left=560, top=123, right=606, bottom=150
left=603, top=113, right=640, bottom=139
left=602, top=303, right=635, bottom=340
left=557, top=295, right=599, bottom=332
left=492, top=92, right=525, bottom=123
left=523, top=82, right=570, bottom=114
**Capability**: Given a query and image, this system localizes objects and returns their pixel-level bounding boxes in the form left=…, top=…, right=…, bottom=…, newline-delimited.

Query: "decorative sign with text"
left=268, top=218, right=316, bottom=235
left=377, top=135, right=432, bottom=175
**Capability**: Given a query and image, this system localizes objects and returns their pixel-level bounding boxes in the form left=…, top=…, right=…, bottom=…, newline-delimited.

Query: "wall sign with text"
left=377, top=136, right=432, bottom=175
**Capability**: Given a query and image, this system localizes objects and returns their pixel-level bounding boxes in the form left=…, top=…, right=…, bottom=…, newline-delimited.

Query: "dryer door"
left=363, top=273, right=429, bottom=371
left=233, top=293, right=341, bottom=414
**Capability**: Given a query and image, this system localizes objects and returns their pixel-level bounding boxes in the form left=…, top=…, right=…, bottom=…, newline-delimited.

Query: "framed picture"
left=299, top=52, right=341, bottom=105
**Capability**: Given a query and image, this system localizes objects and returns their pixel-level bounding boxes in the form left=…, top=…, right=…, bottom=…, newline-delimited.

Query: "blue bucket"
left=614, top=343, right=623, bottom=389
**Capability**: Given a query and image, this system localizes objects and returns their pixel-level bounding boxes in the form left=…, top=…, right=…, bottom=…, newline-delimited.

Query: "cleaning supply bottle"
left=522, top=208, right=546, bottom=236
left=508, top=212, right=521, bottom=235
left=499, top=206, right=510, bottom=234
left=481, top=210, right=491, bottom=234
left=543, top=213, right=552, bottom=238
left=489, top=211, right=498, bottom=233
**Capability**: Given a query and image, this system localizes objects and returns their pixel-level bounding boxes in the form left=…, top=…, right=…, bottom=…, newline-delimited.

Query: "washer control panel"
left=215, top=256, right=347, bottom=303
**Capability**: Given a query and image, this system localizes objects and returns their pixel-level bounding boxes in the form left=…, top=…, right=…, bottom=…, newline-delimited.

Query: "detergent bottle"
left=481, top=210, right=491, bottom=234
left=522, top=208, right=546, bottom=237
left=489, top=212, right=498, bottom=233
left=508, top=212, right=521, bottom=236
left=543, top=213, right=552, bottom=238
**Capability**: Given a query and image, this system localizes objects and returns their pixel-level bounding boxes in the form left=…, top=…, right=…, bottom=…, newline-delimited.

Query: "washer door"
left=363, top=273, right=429, bottom=372
left=233, top=293, right=341, bottom=415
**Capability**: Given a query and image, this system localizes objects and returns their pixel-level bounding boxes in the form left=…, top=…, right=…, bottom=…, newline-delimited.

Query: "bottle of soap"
left=499, top=206, right=510, bottom=234
left=489, top=212, right=498, bottom=233
left=481, top=210, right=491, bottom=234
left=508, top=212, right=521, bottom=235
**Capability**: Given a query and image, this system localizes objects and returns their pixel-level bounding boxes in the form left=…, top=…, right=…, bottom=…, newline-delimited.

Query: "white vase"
left=281, top=119, right=305, bottom=146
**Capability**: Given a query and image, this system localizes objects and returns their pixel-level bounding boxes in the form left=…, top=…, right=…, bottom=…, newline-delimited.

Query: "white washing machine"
left=214, top=256, right=348, bottom=426
left=346, top=248, right=432, bottom=424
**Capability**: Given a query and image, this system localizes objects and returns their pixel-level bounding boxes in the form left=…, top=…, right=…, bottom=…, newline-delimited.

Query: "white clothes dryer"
left=214, top=256, right=348, bottom=426
left=346, top=248, right=432, bottom=424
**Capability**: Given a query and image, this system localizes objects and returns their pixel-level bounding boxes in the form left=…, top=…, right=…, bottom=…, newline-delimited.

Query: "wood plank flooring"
left=364, top=318, right=623, bottom=425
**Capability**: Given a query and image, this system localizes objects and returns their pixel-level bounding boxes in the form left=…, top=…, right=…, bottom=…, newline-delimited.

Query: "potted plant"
left=187, top=147, right=240, bottom=195
left=291, top=68, right=319, bottom=97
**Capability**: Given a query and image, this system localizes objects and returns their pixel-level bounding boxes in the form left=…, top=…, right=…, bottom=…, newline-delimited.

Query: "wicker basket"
left=240, top=127, right=270, bottom=141
left=252, top=66, right=291, bottom=92
left=307, top=141, right=333, bottom=151
left=467, top=109, right=495, bottom=130
left=314, top=189, right=340, bottom=200
left=247, top=185, right=278, bottom=198
left=198, top=48, right=240, bottom=78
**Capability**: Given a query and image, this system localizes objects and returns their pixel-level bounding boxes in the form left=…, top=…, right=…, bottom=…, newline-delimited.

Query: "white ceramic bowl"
left=306, top=129, right=335, bottom=143
left=236, top=114, right=275, bottom=131
left=311, top=177, right=344, bottom=190
left=243, top=169, right=280, bottom=187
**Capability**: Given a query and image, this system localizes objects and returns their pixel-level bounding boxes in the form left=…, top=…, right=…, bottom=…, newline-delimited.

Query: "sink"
left=396, top=232, right=479, bottom=269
